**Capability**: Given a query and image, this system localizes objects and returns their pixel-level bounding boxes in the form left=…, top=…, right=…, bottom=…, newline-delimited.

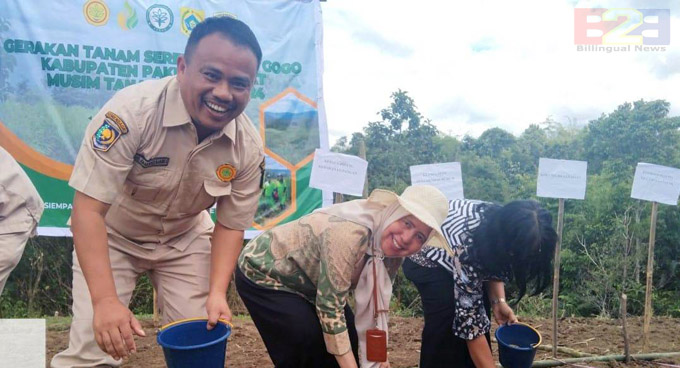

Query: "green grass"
left=46, top=315, right=73, bottom=331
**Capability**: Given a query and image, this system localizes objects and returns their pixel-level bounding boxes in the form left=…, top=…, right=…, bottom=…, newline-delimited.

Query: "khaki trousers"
left=0, top=228, right=32, bottom=295
left=50, top=231, right=211, bottom=368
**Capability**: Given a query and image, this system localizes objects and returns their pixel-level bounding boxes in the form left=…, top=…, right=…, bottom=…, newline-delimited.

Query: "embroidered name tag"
left=134, top=154, right=170, bottom=168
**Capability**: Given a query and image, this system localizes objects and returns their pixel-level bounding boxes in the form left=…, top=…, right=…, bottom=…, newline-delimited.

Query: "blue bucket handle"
left=498, top=322, right=542, bottom=349
left=159, top=317, right=234, bottom=331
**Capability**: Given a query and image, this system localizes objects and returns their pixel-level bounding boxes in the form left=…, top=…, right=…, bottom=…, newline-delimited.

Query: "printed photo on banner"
left=256, top=156, right=292, bottom=225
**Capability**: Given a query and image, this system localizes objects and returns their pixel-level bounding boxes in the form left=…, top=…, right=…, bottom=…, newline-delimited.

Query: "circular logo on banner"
left=83, top=0, right=110, bottom=26
left=180, top=7, right=205, bottom=36
left=146, top=4, right=174, bottom=32
left=216, top=164, right=237, bottom=182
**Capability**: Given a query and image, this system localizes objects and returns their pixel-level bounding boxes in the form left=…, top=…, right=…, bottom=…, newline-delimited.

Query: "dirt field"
left=46, top=316, right=680, bottom=367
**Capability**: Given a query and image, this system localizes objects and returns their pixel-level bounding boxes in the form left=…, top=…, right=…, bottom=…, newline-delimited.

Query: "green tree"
left=584, top=100, right=680, bottom=174
left=336, top=90, right=448, bottom=193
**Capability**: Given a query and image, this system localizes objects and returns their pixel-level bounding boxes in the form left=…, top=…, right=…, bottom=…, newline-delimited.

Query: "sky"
left=320, top=0, right=680, bottom=145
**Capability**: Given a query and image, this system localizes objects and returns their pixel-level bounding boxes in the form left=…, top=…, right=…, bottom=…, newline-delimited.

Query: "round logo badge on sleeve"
left=216, top=164, right=237, bottom=182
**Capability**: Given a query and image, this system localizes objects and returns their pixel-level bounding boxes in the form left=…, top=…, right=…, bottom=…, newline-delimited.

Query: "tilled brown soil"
left=46, top=316, right=680, bottom=367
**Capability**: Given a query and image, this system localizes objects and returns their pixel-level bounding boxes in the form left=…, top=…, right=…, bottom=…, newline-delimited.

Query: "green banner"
left=0, top=0, right=329, bottom=237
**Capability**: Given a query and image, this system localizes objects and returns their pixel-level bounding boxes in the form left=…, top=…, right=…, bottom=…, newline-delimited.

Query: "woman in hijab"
left=236, top=185, right=449, bottom=368
left=403, top=199, right=557, bottom=368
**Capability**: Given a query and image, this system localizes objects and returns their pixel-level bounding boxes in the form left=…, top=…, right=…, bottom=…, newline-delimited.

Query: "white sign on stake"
left=410, top=162, right=464, bottom=200
left=537, top=158, right=588, bottom=200
left=309, top=149, right=368, bottom=197
left=631, top=163, right=680, bottom=206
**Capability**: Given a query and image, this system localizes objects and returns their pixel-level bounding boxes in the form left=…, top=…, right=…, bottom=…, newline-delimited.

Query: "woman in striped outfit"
left=403, top=200, right=557, bottom=368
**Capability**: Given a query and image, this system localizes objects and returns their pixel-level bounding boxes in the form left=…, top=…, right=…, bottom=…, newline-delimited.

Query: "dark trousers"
left=403, top=258, right=491, bottom=368
left=235, top=268, right=360, bottom=368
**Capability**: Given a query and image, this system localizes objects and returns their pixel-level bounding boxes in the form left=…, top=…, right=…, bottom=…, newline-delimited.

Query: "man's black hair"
left=184, top=16, right=262, bottom=68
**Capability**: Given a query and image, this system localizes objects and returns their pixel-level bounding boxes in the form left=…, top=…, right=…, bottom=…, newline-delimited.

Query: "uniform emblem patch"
left=92, top=113, right=128, bottom=152
left=105, top=111, right=128, bottom=133
left=92, top=120, right=121, bottom=151
left=216, top=164, right=237, bottom=182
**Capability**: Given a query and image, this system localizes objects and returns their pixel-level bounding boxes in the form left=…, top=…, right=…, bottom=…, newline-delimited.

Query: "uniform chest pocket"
left=183, top=180, right=232, bottom=214
left=124, top=168, right=171, bottom=203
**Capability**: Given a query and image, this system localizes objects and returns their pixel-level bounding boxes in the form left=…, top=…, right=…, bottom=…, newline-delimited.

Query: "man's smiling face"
left=177, top=33, right=258, bottom=137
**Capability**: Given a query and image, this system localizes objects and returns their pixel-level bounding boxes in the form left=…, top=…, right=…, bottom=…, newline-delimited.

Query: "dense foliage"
left=1, top=91, right=678, bottom=319
left=334, top=91, right=680, bottom=318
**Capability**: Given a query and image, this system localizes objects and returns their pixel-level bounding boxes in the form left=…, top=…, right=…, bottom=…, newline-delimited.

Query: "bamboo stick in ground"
left=491, top=337, right=594, bottom=358
left=153, top=288, right=159, bottom=327
left=532, top=352, right=680, bottom=368
left=536, top=344, right=594, bottom=358
left=643, top=201, right=658, bottom=351
left=552, top=198, right=565, bottom=358
left=621, top=293, right=630, bottom=363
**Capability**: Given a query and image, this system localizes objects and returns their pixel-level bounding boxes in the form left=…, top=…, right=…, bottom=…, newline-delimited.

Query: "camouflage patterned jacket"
left=239, top=212, right=394, bottom=356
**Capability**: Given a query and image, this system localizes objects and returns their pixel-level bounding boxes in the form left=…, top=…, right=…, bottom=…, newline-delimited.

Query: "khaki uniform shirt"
left=0, top=146, right=44, bottom=234
left=70, top=76, right=264, bottom=250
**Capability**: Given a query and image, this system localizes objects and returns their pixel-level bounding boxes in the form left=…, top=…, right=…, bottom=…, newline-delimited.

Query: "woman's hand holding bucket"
left=492, top=301, right=518, bottom=326
left=487, top=280, right=518, bottom=326
left=206, top=291, right=232, bottom=330
left=92, top=296, right=146, bottom=360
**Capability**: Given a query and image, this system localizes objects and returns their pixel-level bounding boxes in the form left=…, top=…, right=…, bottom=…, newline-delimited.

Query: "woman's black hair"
left=469, top=200, right=557, bottom=302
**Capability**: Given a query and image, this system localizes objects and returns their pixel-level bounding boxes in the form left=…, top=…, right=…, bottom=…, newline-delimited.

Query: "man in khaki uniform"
left=0, top=146, right=44, bottom=294
left=51, top=17, right=264, bottom=367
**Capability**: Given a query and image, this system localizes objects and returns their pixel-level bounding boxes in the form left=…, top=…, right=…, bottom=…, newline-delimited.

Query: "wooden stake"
left=621, top=293, right=630, bottom=363
left=643, top=201, right=658, bottom=351
left=552, top=198, right=565, bottom=357
left=153, top=288, right=159, bottom=327
left=491, top=337, right=593, bottom=358
left=532, top=352, right=680, bottom=368
left=358, top=139, right=368, bottom=199
left=334, top=192, right=343, bottom=204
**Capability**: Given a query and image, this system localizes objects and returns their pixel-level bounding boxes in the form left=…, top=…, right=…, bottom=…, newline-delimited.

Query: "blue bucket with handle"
left=495, top=322, right=542, bottom=368
left=157, top=318, right=232, bottom=368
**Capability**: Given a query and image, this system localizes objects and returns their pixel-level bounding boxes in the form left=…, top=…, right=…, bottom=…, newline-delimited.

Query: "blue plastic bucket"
left=157, top=318, right=232, bottom=368
left=495, top=322, right=542, bottom=368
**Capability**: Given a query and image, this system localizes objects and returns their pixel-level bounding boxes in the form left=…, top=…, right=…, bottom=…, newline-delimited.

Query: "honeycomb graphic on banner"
left=254, top=88, right=320, bottom=229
